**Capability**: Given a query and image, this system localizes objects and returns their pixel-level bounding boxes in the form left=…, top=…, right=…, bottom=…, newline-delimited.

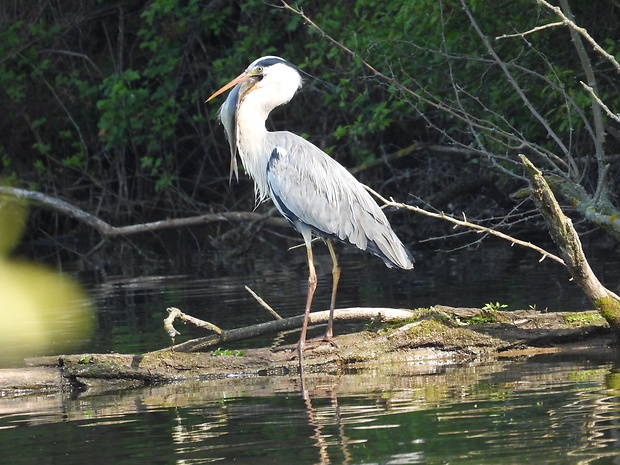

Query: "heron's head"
left=206, top=56, right=303, bottom=111
left=206, top=56, right=305, bottom=183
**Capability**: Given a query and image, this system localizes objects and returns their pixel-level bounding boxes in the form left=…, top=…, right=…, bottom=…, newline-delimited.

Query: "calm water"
left=2, top=353, right=620, bottom=464
left=3, top=238, right=620, bottom=463
left=78, top=238, right=619, bottom=356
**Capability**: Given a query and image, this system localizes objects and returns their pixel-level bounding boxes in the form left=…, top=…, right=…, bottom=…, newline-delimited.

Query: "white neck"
left=237, top=101, right=271, bottom=202
left=234, top=63, right=302, bottom=202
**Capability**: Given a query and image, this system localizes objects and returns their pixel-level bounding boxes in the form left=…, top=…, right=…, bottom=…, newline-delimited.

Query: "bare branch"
left=0, top=186, right=288, bottom=236
left=165, top=307, right=224, bottom=337
left=156, top=307, right=417, bottom=353
left=557, top=0, right=608, bottom=203
left=365, top=185, right=566, bottom=266
left=245, top=286, right=283, bottom=320
left=495, top=21, right=565, bottom=39
left=536, top=0, right=620, bottom=73
left=460, top=0, right=572, bottom=164
left=279, top=0, right=573, bottom=177
left=580, top=81, right=620, bottom=124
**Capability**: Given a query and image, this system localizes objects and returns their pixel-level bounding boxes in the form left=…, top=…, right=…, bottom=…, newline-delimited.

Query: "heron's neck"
left=236, top=103, right=272, bottom=203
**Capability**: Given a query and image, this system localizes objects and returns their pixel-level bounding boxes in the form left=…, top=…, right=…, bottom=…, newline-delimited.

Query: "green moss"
left=562, top=312, right=606, bottom=328
left=594, top=297, right=620, bottom=333
left=397, top=318, right=498, bottom=350
left=367, top=308, right=432, bottom=333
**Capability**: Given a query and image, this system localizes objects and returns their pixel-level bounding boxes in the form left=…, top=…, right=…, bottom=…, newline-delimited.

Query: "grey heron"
left=206, top=56, right=414, bottom=361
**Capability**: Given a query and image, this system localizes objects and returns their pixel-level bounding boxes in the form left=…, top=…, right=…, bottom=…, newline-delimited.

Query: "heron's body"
left=269, top=131, right=413, bottom=269
left=207, top=56, right=413, bottom=361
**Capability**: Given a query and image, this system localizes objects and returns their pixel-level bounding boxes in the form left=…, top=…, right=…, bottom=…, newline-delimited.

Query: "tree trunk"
left=520, top=155, right=620, bottom=333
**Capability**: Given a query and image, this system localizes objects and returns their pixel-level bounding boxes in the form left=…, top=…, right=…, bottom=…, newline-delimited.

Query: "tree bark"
left=520, top=155, right=620, bottom=332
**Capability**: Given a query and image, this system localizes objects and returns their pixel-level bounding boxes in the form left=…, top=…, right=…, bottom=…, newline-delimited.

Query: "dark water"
left=2, top=237, right=620, bottom=463
left=78, top=238, right=619, bottom=356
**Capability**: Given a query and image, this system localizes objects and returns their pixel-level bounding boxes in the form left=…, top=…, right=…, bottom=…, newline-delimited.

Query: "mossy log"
left=0, top=307, right=610, bottom=395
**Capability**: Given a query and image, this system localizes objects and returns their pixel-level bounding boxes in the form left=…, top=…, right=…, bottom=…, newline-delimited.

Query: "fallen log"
left=154, top=307, right=417, bottom=353
left=0, top=307, right=613, bottom=395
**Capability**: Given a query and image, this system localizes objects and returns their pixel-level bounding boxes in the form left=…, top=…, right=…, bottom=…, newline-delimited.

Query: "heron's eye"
left=255, top=66, right=264, bottom=74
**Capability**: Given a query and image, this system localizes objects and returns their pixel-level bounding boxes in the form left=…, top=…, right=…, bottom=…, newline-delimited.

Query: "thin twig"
left=245, top=286, right=283, bottom=319
left=536, top=0, right=620, bottom=73
left=580, top=81, right=620, bottom=124
left=364, top=185, right=566, bottom=266
left=460, top=0, right=571, bottom=162
left=495, top=21, right=565, bottom=39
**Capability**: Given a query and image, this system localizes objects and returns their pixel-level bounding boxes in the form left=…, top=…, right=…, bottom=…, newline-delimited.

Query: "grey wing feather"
left=266, top=135, right=414, bottom=269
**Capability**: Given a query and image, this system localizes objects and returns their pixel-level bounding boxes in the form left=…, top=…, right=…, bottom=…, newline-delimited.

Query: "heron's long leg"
left=325, top=239, right=340, bottom=341
left=283, top=243, right=318, bottom=362
left=299, top=244, right=317, bottom=347
left=308, top=239, right=340, bottom=347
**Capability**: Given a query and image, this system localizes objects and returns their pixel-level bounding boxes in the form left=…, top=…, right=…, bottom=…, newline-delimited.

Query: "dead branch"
left=581, top=81, right=620, bottom=124
left=519, top=155, right=620, bottom=331
left=495, top=21, right=565, bottom=39
left=154, top=307, right=416, bottom=353
left=165, top=307, right=223, bottom=336
left=245, top=286, right=282, bottom=319
left=0, top=186, right=288, bottom=236
left=2, top=171, right=561, bottom=267
left=364, top=185, right=565, bottom=265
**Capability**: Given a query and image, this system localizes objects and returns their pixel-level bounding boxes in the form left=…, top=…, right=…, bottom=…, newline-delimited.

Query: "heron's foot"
left=273, top=342, right=315, bottom=362
left=309, top=333, right=339, bottom=348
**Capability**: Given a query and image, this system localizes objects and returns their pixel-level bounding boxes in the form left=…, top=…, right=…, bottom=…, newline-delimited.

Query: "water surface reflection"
left=2, top=353, right=620, bottom=464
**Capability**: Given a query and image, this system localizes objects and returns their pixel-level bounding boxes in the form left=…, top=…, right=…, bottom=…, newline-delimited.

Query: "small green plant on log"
left=212, top=348, right=244, bottom=357
left=482, top=302, right=508, bottom=312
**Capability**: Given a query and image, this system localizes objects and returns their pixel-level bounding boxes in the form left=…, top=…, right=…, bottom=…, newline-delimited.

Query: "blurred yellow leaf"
left=0, top=259, right=94, bottom=365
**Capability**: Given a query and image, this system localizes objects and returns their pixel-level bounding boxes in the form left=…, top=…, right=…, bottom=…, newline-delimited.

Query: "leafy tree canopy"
left=1, top=0, right=619, bottom=244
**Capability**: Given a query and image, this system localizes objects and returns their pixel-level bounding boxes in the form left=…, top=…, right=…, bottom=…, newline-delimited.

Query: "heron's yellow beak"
left=205, top=72, right=252, bottom=103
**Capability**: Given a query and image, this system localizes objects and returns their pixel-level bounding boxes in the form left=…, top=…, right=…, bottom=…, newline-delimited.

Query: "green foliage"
left=0, top=0, right=619, bottom=240
left=298, top=0, right=620, bottom=192
left=0, top=0, right=235, bottom=218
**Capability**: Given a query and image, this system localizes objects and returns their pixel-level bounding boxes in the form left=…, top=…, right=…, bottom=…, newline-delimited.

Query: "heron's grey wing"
left=266, top=145, right=345, bottom=247
left=266, top=139, right=414, bottom=269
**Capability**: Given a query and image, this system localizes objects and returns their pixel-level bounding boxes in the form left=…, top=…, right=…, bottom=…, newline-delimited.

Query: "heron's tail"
left=365, top=230, right=414, bottom=270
